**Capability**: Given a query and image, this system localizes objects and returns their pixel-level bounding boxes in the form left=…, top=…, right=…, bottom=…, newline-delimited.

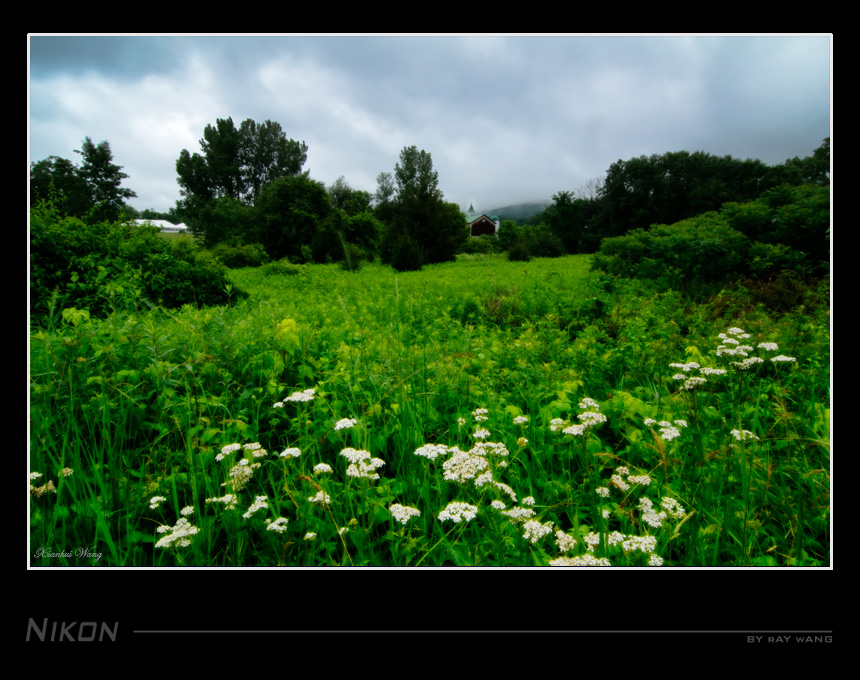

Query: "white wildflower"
left=265, top=517, right=289, bottom=533
left=757, top=342, right=779, bottom=351
left=286, top=388, right=315, bottom=402
left=494, top=481, right=518, bottom=503
left=438, top=501, right=478, bottom=523
left=334, top=417, right=357, bottom=430
left=442, top=449, right=489, bottom=483
left=472, top=427, right=491, bottom=440
left=555, top=530, right=576, bottom=553
left=730, top=428, right=759, bottom=441
left=308, top=490, right=331, bottom=505
left=522, top=519, right=554, bottom=544
left=242, top=495, right=268, bottom=519
left=206, top=494, right=238, bottom=510
left=549, top=554, right=611, bottom=566
left=472, top=408, right=489, bottom=421
left=661, top=497, right=686, bottom=519
left=414, top=443, right=449, bottom=460
left=622, top=534, right=658, bottom=554
left=771, top=355, right=797, bottom=363
left=501, top=507, right=537, bottom=522
left=280, top=447, right=301, bottom=458
left=155, top=516, right=199, bottom=549
left=389, top=504, right=421, bottom=524
left=313, top=463, right=333, bottom=474
left=149, top=496, right=167, bottom=509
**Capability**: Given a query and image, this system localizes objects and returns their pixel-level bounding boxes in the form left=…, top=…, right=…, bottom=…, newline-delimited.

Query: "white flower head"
left=334, top=418, right=357, bottom=431
left=286, top=388, right=316, bottom=402
left=266, top=517, right=289, bottom=533
left=390, top=504, right=421, bottom=525
left=438, top=501, right=478, bottom=523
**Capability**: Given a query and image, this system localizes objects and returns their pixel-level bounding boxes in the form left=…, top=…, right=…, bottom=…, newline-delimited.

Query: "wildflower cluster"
left=438, top=501, right=478, bottom=523
left=155, top=509, right=199, bottom=550
left=340, top=448, right=385, bottom=480
left=643, top=418, right=688, bottom=442
left=389, top=503, right=421, bottom=525
left=549, top=397, right=607, bottom=437
left=715, top=327, right=796, bottom=368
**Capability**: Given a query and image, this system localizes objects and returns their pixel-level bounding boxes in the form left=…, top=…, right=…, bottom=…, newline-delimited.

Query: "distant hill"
left=484, top=201, right=552, bottom=223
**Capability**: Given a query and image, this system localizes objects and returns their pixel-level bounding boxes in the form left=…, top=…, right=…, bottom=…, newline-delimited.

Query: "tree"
left=379, top=146, right=467, bottom=265
left=255, top=174, right=332, bottom=262
left=328, top=176, right=373, bottom=216
left=74, top=137, right=137, bottom=223
left=594, top=150, right=775, bottom=239
left=176, top=117, right=308, bottom=208
left=30, top=155, right=91, bottom=217
left=30, top=139, right=136, bottom=223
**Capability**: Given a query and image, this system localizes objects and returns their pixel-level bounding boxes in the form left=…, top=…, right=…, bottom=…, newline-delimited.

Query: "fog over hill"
left=481, top=201, right=553, bottom=223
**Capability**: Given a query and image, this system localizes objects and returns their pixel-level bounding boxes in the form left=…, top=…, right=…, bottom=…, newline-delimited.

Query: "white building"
left=133, top=219, right=190, bottom=233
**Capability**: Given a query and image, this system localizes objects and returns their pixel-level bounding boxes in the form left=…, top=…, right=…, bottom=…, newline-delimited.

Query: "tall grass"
left=29, top=255, right=830, bottom=566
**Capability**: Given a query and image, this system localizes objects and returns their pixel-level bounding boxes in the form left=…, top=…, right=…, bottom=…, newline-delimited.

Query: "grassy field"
left=28, top=253, right=831, bottom=566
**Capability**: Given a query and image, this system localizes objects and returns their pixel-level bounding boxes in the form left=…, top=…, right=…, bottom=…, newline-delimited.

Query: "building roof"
left=133, top=219, right=189, bottom=231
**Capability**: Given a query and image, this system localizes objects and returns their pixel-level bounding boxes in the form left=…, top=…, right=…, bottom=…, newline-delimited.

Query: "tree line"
left=30, top=119, right=829, bottom=275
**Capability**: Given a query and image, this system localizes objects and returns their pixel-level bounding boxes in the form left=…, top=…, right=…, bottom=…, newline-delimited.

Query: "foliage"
left=30, top=138, right=137, bottom=223
left=389, top=232, right=425, bottom=272
left=176, top=117, right=308, bottom=207
left=507, top=239, right=531, bottom=262
left=192, top=196, right=258, bottom=248
left=29, top=254, right=829, bottom=567
left=255, top=174, right=333, bottom=262
left=328, top=176, right=374, bottom=216
left=523, top=223, right=566, bottom=258
left=210, top=241, right=269, bottom=269
left=591, top=182, right=828, bottom=296
left=30, top=200, right=239, bottom=319
left=378, top=146, right=468, bottom=266
left=722, top=184, right=830, bottom=273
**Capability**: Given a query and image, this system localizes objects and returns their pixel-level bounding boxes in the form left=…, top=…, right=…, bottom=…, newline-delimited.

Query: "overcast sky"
left=28, top=34, right=831, bottom=215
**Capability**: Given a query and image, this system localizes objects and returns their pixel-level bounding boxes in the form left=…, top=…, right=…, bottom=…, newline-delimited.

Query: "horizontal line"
left=133, top=630, right=833, bottom=634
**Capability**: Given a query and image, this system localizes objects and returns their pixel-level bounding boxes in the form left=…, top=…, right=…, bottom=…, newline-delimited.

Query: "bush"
left=210, top=242, right=269, bottom=268
left=389, top=233, right=425, bottom=272
left=507, top=240, right=531, bottom=262
left=524, top=224, right=566, bottom=258
left=30, top=201, right=240, bottom=319
left=591, top=212, right=750, bottom=296
left=261, top=258, right=306, bottom=277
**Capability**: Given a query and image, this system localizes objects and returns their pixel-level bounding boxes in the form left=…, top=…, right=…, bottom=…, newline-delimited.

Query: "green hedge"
left=30, top=201, right=242, bottom=319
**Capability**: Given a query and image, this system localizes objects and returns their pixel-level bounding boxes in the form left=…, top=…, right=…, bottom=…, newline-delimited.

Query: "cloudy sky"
left=28, top=34, right=831, bottom=215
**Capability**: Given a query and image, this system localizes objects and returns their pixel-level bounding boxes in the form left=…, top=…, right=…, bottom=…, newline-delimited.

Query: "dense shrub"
left=524, top=224, right=566, bottom=258
left=591, top=212, right=750, bottom=295
left=722, top=184, right=830, bottom=273
left=507, top=239, right=531, bottom=262
left=389, top=233, right=425, bottom=272
left=261, top=258, right=306, bottom=276
left=210, top=241, right=269, bottom=268
left=458, top=234, right=497, bottom=255
left=30, top=201, right=240, bottom=319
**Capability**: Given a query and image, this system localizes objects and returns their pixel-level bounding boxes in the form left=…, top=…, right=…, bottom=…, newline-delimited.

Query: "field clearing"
left=29, top=254, right=830, bottom=566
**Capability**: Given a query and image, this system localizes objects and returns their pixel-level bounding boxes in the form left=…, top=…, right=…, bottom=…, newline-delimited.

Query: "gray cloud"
left=29, top=34, right=831, bottom=214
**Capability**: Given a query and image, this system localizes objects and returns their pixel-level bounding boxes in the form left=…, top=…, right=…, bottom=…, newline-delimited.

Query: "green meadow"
left=29, top=254, right=830, bottom=566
